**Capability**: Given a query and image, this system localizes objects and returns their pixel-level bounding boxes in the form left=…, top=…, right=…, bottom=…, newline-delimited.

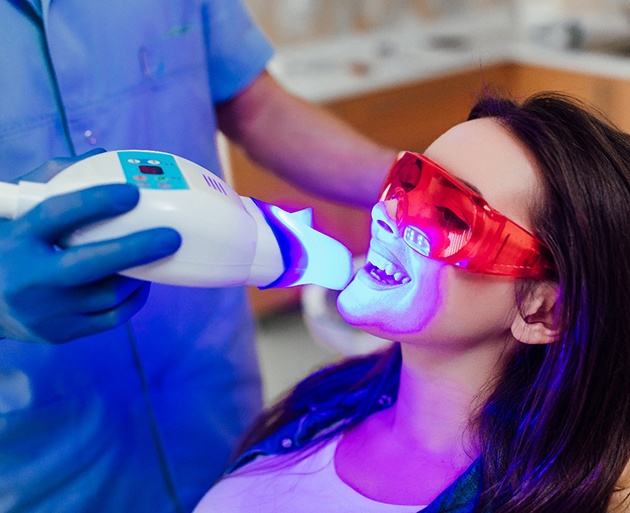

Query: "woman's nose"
left=371, top=200, right=399, bottom=238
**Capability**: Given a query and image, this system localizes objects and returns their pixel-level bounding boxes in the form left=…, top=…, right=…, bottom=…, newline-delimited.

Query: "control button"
left=147, top=159, right=161, bottom=165
left=132, top=175, right=148, bottom=181
left=127, top=158, right=141, bottom=164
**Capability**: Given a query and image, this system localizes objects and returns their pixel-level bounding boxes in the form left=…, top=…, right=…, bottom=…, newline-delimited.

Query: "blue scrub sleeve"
left=203, top=0, right=275, bottom=104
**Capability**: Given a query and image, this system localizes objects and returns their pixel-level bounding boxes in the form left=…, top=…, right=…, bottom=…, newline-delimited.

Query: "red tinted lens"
left=380, top=152, right=555, bottom=278
left=381, top=153, right=475, bottom=260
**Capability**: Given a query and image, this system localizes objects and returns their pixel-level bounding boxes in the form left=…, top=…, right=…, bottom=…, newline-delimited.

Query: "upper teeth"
left=368, top=252, right=411, bottom=284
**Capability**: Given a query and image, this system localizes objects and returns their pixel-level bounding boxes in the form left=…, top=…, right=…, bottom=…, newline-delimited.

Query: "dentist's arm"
left=217, top=71, right=397, bottom=208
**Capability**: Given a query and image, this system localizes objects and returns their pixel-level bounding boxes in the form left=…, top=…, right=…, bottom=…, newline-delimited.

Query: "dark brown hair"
left=470, top=93, right=630, bottom=512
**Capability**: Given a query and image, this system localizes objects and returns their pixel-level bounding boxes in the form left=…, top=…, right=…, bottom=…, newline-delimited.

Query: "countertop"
left=268, top=8, right=630, bottom=103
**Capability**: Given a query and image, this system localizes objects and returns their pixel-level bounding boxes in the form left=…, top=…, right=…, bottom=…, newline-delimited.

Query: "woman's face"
left=337, top=118, right=541, bottom=351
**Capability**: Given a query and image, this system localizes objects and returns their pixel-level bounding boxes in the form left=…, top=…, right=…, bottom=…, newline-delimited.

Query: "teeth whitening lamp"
left=0, top=150, right=353, bottom=290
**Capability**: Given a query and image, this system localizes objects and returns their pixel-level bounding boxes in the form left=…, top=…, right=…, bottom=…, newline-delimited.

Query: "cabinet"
left=501, top=64, right=630, bottom=133
left=324, top=65, right=513, bottom=151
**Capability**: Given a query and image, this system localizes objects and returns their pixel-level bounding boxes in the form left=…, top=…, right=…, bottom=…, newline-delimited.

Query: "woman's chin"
left=337, top=284, right=382, bottom=332
left=336, top=286, right=360, bottom=324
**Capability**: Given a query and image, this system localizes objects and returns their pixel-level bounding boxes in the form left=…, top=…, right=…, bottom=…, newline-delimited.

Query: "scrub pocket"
left=138, top=24, right=205, bottom=79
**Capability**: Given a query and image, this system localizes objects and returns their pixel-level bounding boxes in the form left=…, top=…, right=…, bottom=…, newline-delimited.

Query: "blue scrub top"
left=0, top=1, right=273, bottom=511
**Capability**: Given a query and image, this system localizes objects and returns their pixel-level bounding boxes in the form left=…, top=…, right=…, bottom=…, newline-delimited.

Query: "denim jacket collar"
left=225, top=387, right=482, bottom=513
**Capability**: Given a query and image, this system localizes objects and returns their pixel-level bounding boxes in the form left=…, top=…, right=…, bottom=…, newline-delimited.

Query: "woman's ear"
left=511, top=281, right=560, bottom=345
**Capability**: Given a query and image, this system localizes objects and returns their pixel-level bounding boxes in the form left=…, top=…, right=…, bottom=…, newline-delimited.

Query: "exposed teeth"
left=369, top=253, right=391, bottom=271
left=367, top=252, right=410, bottom=285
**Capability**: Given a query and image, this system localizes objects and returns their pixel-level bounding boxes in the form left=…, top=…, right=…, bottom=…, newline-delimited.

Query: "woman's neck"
left=334, top=337, right=515, bottom=505
left=392, top=338, right=513, bottom=456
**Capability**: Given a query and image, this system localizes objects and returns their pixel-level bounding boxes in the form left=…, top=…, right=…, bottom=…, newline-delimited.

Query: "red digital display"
left=139, top=165, right=164, bottom=175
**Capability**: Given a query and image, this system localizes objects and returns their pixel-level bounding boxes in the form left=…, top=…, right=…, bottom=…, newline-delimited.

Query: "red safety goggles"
left=378, top=151, right=555, bottom=278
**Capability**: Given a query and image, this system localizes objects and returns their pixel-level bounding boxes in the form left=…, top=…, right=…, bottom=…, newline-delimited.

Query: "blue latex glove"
left=0, top=150, right=182, bottom=343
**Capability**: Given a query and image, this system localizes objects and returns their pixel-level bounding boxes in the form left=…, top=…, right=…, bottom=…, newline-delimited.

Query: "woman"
left=194, top=93, right=630, bottom=512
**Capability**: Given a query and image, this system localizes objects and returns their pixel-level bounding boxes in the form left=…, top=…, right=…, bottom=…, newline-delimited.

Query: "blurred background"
left=229, top=0, right=630, bottom=404
left=246, top=0, right=630, bottom=47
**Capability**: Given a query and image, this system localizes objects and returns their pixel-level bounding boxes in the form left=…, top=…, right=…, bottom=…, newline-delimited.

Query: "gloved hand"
left=0, top=150, right=182, bottom=343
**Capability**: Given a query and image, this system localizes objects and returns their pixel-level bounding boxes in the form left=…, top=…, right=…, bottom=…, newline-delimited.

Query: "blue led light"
left=403, top=226, right=431, bottom=256
left=252, top=199, right=352, bottom=290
